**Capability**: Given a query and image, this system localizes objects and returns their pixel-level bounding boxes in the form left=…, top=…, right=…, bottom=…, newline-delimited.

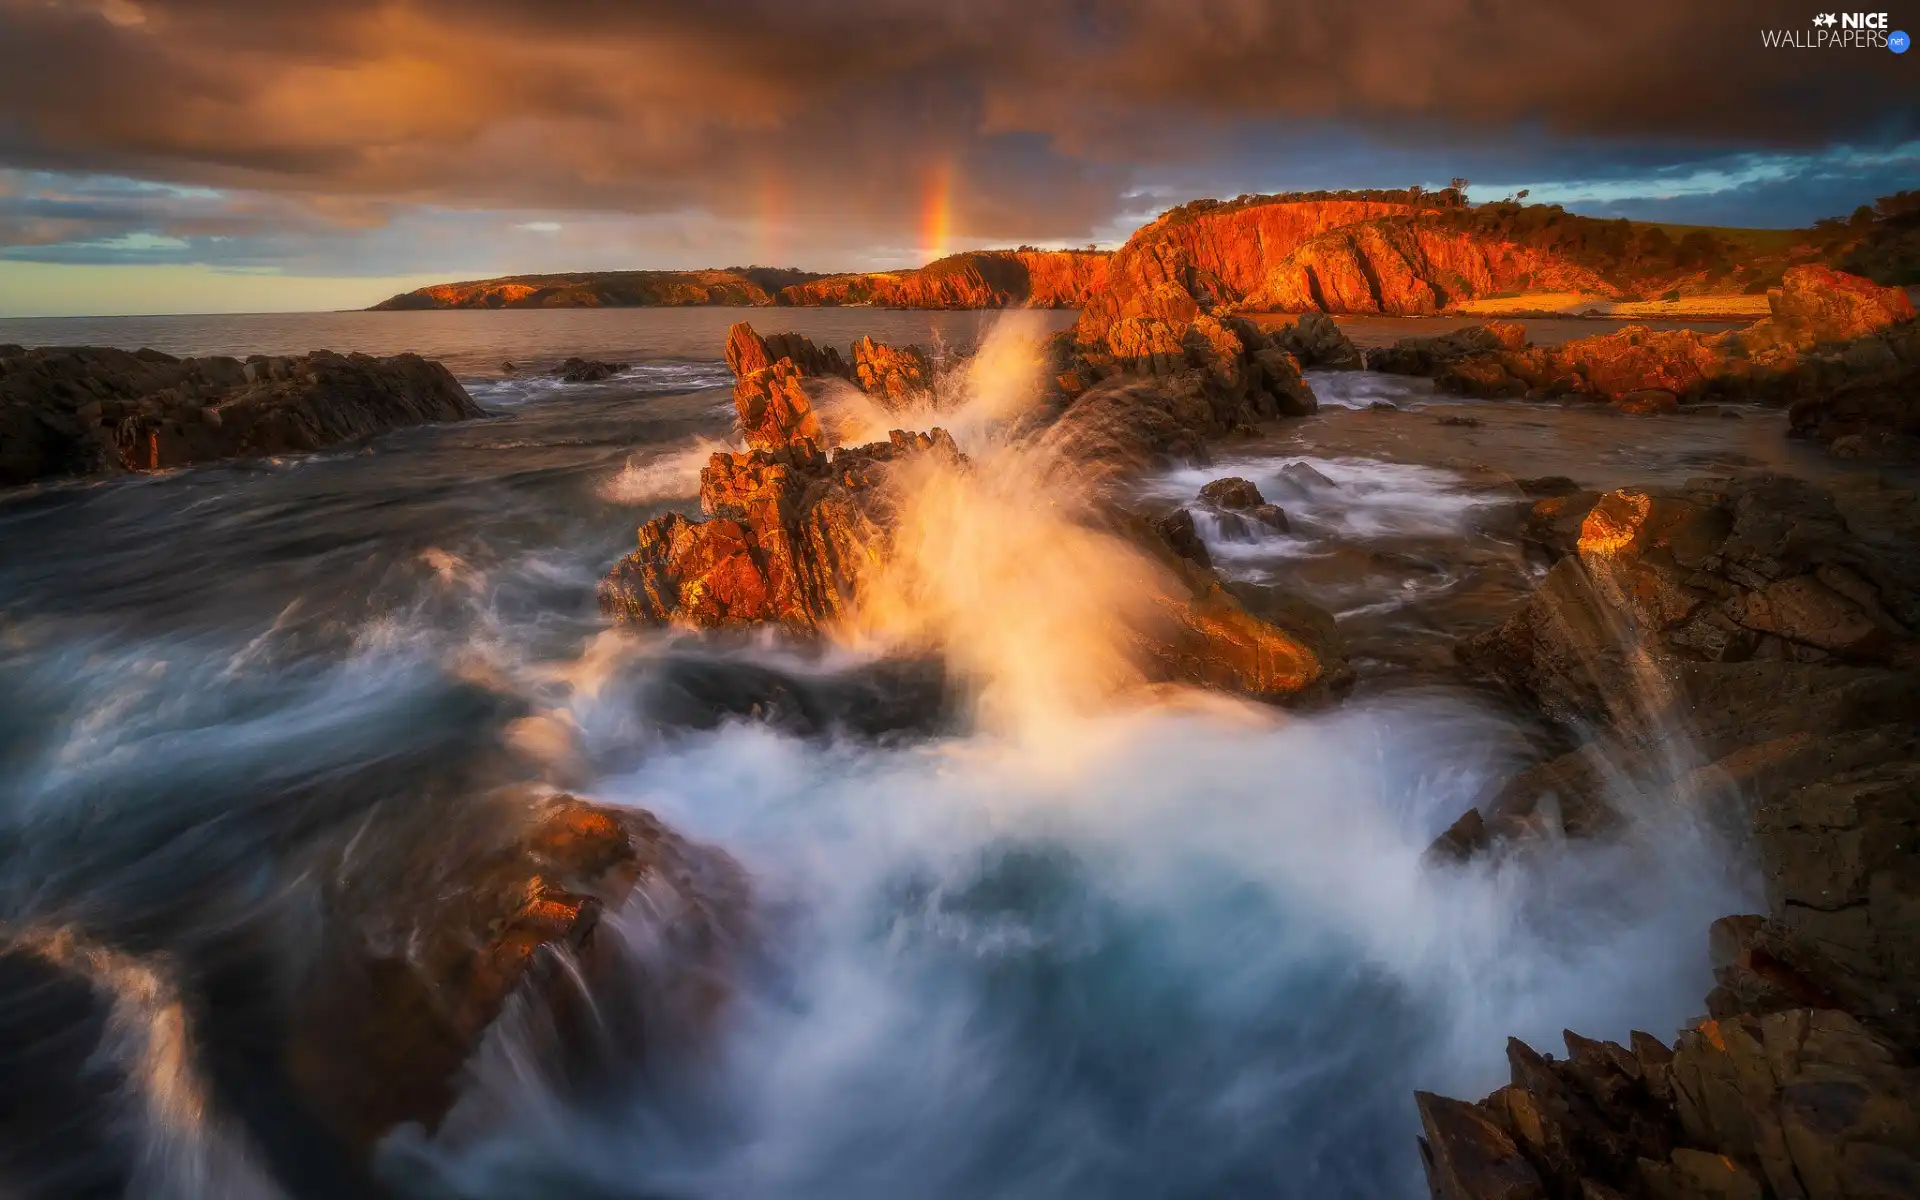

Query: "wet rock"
left=851, top=336, right=932, bottom=404
left=288, top=794, right=747, bottom=1151
left=1439, top=414, right=1484, bottom=427
left=1155, top=507, right=1212, bottom=568
left=600, top=430, right=963, bottom=633
left=0, top=345, right=484, bottom=487
left=1199, top=476, right=1267, bottom=510
left=1367, top=322, right=1528, bottom=376
left=1788, top=358, right=1920, bottom=453
left=1460, top=476, right=1920, bottom=735
left=555, top=357, right=628, bottom=383
left=1037, top=377, right=1218, bottom=479
left=1270, top=311, right=1363, bottom=370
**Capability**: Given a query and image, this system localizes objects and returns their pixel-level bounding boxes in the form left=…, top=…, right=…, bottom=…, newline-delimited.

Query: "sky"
left=0, top=0, right=1915, bottom=316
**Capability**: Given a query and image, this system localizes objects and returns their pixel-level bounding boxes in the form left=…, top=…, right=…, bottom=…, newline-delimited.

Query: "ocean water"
left=0, top=309, right=1805, bottom=1199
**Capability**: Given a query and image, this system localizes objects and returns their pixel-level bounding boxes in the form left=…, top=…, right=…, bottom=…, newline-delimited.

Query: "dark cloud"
left=0, top=0, right=1914, bottom=268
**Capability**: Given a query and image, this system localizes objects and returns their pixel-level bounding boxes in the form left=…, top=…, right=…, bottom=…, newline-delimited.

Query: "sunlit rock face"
left=775, top=250, right=1111, bottom=309
left=1413, top=267, right=1919, bottom=407
left=0, top=345, right=483, bottom=486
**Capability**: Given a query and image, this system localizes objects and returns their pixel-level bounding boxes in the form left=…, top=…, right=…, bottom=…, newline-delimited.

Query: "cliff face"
left=1078, top=197, right=1629, bottom=337
left=1249, top=222, right=1617, bottom=315
left=372, top=268, right=824, bottom=310
left=775, top=250, right=1111, bottom=309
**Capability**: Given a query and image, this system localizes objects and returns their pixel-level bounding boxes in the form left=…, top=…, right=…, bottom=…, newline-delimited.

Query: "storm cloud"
left=0, top=0, right=1914, bottom=287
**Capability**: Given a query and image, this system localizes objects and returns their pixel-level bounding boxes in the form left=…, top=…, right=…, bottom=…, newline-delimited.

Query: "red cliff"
left=776, top=250, right=1111, bottom=309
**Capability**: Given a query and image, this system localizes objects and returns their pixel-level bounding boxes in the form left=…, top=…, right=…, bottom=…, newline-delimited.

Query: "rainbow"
left=921, top=160, right=951, bottom=264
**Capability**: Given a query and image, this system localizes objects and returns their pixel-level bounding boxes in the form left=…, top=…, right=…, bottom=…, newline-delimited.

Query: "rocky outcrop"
left=777, top=249, right=1111, bottom=309
left=1048, top=312, right=1318, bottom=476
left=1368, top=322, right=1529, bottom=375
left=289, top=793, right=747, bottom=1151
left=555, top=357, right=628, bottom=383
left=599, top=430, right=962, bottom=634
left=1269, top=311, right=1365, bottom=370
left=0, top=345, right=484, bottom=487
left=1425, top=269, right=1917, bottom=407
left=851, top=336, right=932, bottom=404
left=722, top=322, right=854, bottom=451
left=1425, top=475, right=1920, bottom=1199
left=371, top=267, right=825, bottom=310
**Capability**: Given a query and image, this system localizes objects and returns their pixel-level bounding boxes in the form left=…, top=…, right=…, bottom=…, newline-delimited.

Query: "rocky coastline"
left=0, top=344, right=486, bottom=487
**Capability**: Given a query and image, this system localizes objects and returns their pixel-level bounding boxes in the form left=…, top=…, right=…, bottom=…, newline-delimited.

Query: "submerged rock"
left=0, top=345, right=484, bottom=486
left=554, top=357, right=629, bottom=382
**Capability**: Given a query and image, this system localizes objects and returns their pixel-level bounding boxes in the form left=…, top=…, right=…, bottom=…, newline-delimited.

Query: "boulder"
left=1366, top=322, right=1528, bottom=375
left=554, top=357, right=628, bottom=383
left=0, top=345, right=484, bottom=487
left=1270, top=311, right=1364, bottom=370
left=1198, top=476, right=1268, bottom=510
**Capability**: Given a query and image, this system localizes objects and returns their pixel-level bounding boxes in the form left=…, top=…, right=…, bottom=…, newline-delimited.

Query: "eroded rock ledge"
left=1423, top=475, right=1920, bottom=1200
left=0, top=344, right=484, bottom=487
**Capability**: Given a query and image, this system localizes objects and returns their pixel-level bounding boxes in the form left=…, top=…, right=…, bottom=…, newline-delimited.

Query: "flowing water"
left=0, top=308, right=1851, bottom=1198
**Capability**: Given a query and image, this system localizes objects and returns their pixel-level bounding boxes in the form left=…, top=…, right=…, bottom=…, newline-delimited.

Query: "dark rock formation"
left=0, top=345, right=484, bottom=487
left=1426, top=474, right=1920, bottom=1200
left=1270, top=311, right=1365, bottom=370
left=1367, top=322, right=1530, bottom=376
left=288, top=794, right=747, bottom=1152
left=555, top=357, right=628, bottom=383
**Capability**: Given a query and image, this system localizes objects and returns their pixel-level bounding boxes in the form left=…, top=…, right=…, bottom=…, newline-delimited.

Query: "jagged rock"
left=732, top=359, right=831, bottom=452
left=600, top=430, right=962, bottom=633
left=1612, top=389, right=1680, bottom=416
left=851, top=336, right=932, bottom=404
left=288, top=794, right=746, bottom=1150
left=1155, top=508, right=1212, bottom=568
left=0, top=345, right=483, bottom=487
left=1364, top=322, right=1529, bottom=376
left=1669, top=1009, right=1920, bottom=1199
left=723, top=322, right=847, bottom=379
left=555, top=357, right=628, bottom=383
left=1461, top=477, right=1920, bottom=735
left=1270, top=311, right=1364, bottom=369
left=1416, top=1090, right=1547, bottom=1200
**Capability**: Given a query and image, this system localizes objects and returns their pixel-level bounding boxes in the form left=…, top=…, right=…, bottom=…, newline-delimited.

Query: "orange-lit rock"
left=600, top=431, right=964, bottom=634
left=777, top=250, right=1111, bottom=308
left=1766, top=264, right=1915, bottom=344
left=851, top=336, right=931, bottom=403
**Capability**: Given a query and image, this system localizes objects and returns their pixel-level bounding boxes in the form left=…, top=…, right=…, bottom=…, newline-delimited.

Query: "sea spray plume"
left=600, top=436, right=743, bottom=506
